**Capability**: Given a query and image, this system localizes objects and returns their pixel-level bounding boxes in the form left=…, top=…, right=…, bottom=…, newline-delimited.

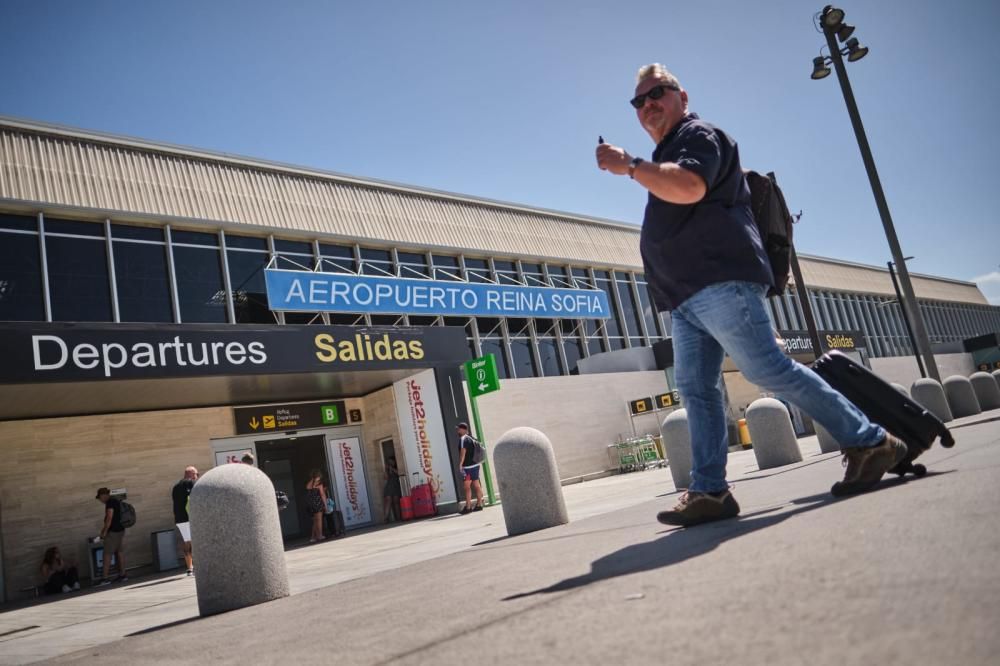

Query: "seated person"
left=40, top=546, right=80, bottom=594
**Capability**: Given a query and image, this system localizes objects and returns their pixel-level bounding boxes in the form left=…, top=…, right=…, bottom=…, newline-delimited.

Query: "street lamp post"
left=887, top=258, right=927, bottom=378
left=811, top=5, right=941, bottom=381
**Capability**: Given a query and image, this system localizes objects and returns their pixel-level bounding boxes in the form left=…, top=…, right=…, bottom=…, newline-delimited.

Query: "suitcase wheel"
left=912, top=463, right=927, bottom=477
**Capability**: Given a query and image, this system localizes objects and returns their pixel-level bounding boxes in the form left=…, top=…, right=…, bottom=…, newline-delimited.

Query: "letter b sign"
left=321, top=405, right=340, bottom=425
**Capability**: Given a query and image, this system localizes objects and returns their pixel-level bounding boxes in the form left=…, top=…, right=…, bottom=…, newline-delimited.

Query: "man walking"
left=172, top=466, right=198, bottom=576
left=95, top=487, right=127, bottom=584
left=456, top=423, right=484, bottom=514
left=596, top=63, right=907, bottom=527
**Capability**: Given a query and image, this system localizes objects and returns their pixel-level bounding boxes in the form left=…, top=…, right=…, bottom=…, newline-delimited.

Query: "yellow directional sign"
left=263, top=415, right=276, bottom=429
left=249, top=417, right=260, bottom=430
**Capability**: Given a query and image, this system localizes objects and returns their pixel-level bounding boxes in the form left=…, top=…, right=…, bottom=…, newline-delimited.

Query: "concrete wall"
left=870, top=353, right=977, bottom=387
left=0, top=407, right=233, bottom=599
left=472, top=371, right=671, bottom=481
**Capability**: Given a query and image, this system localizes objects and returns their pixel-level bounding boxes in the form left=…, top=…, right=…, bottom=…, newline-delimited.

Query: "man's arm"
left=457, top=438, right=467, bottom=468
left=596, top=143, right=706, bottom=204
left=101, top=507, right=113, bottom=538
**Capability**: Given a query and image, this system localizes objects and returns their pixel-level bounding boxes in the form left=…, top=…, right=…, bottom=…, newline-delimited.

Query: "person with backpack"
left=171, top=466, right=198, bottom=576
left=95, top=487, right=129, bottom=584
left=595, top=63, right=906, bottom=527
left=456, top=422, right=484, bottom=514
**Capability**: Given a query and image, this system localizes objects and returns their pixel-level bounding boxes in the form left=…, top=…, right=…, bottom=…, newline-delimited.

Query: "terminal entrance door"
left=256, top=435, right=327, bottom=540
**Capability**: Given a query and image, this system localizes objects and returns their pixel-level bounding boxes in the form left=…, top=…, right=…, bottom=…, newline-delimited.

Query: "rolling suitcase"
left=410, top=483, right=437, bottom=518
left=812, top=350, right=955, bottom=477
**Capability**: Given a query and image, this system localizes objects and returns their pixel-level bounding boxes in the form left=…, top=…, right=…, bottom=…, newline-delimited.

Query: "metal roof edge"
left=0, top=114, right=640, bottom=234
left=793, top=252, right=978, bottom=288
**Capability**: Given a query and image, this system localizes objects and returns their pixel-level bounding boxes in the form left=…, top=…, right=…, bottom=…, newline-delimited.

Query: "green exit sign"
left=465, top=354, right=500, bottom=399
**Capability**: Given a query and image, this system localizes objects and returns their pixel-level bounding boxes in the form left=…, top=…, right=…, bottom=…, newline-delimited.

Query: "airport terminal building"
left=1, top=116, right=998, bottom=600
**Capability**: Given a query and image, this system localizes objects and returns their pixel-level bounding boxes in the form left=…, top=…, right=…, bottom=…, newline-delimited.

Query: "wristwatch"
left=628, top=156, right=644, bottom=179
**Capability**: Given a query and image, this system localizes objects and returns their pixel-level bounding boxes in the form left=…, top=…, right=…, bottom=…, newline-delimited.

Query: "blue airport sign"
left=264, top=269, right=611, bottom=319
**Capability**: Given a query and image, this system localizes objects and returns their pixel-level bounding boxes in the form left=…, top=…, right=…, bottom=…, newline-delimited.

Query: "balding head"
left=184, top=466, right=199, bottom=480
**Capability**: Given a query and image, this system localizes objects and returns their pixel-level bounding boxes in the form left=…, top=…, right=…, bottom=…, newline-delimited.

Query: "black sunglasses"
left=630, top=84, right=678, bottom=109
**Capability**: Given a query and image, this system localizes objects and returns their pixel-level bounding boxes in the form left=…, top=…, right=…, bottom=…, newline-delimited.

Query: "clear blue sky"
left=2, top=0, right=998, bottom=303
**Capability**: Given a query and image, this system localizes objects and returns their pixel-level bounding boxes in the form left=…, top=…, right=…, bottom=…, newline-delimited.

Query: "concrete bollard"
left=813, top=422, right=842, bottom=454
left=746, top=398, right=803, bottom=470
left=993, top=369, right=1000, bottom=392
left=911, top=378, right=953, bottom=423
left=189, top=463, right=289, bottom=616
left=943, top=375, right=982, bottom=418
left=969, top=372, right=1000, bottom=410
left=890, top=382, right=909, bottom=397
left=493, top=427, right=569, bottom=536
left=660, top=409, right=692, bottom=490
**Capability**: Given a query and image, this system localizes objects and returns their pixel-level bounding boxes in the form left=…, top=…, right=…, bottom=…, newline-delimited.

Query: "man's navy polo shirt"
left=639, top=112, right=773, bottom=311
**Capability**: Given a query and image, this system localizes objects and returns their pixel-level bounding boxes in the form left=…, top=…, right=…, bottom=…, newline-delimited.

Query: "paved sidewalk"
left=3, top=412, right=998, bottom=665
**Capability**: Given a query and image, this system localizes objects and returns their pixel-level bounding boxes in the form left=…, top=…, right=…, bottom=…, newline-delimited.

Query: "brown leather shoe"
left=831, top=434, right=908, bottom=497
left=656, top=489, right=740, bottom=527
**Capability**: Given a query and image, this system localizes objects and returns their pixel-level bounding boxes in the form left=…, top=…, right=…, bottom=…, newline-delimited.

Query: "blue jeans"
left=672, top=281, right=886, bottom=493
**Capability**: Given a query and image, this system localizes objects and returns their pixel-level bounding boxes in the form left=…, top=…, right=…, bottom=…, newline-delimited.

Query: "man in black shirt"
left=597, top=63, right=907, bottom=527
left=172, top=466, right=198, bottom=576
left=456, top=423, right=483, bottom=514
left=95, top=487, right=127, bottom=584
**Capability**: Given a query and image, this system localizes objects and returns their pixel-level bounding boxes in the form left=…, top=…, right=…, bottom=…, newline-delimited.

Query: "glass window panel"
left=594, top=275, right=622, bottom=337
left=225, top=234, right=268, bottom=251
left=477, top=317, right=503, bottom=335
left=0, top=214, right=38, bottom=232
left=276, top=255, right=313, bottom=270
left=0, top=232, right=44, bottom=321
left=638, top=284, right=661, bottom=339
left=562, top=338, right=583, bottom=374
left=537, top=338, right=563, bottom=377
left=371, top=314, right=400, bottom=325
left=319, top=243, right=354, bottom=258
left=360, top=248, right=391, bottom=262
left=506, top=318, right=530, bottom=335
left=465, top=259, right=492, bottom=283
left=560, top=319, right=580, bottom=335
left=616, top=278, right=643, bottom=337
left=173, top=246, right=227, bottom=323
left=286, top=313, right=322, bottom=324
left=432, top=254, right=460, bottom=268
left=44, top=217, right=104, bottom=237
left=111, top=224, right=163, bottom=242
left=608, top=337, right=626, bottom=351
left=273, top=239, right=313, bottom=254
left=493, top=260, right=515, bottom=273
left=409, top=316, right=438, bottom=326
left=46, top=236, right=112, bottom=321
left=329, top=313, right=363, bottom=325
left=227, top=250, right=272, bottom=324
left=320, top=256, right=357, bottom=274
left=480, top=339, right=510, bottom=379
left=588, top=336, right=606, bottom=356
left=443, top=316, right=467, bottom=327
left=397, top=252, right=427, bottom=266
left=400, top=264, right=430, bottom=279
left=509, top=338, right=538, bottom=378
left=171, top=230, right=218, bottom=246
left=114, top=241, right=172, bottom=322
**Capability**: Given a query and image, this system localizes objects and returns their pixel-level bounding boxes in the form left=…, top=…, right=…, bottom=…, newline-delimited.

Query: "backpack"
left=745, top=170, right=795, bottom=298
left=466, top=435, right=486, bottom=465
left=118, top=500, right=137, bottom=528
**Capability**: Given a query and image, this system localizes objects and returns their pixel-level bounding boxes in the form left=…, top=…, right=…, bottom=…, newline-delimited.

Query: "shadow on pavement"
left=126, top=615, right=201, bottom=637
left=502, top=487, right=888, bottom=601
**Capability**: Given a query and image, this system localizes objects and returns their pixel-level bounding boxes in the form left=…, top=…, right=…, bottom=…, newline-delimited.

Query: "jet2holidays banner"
left=393, top=369, right=457, bottom=505
left=265, top=269, right=611, bottom=319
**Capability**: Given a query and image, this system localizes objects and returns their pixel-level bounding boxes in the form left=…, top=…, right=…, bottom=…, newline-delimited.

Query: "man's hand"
left=596, top=143, right=632, bottom=176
